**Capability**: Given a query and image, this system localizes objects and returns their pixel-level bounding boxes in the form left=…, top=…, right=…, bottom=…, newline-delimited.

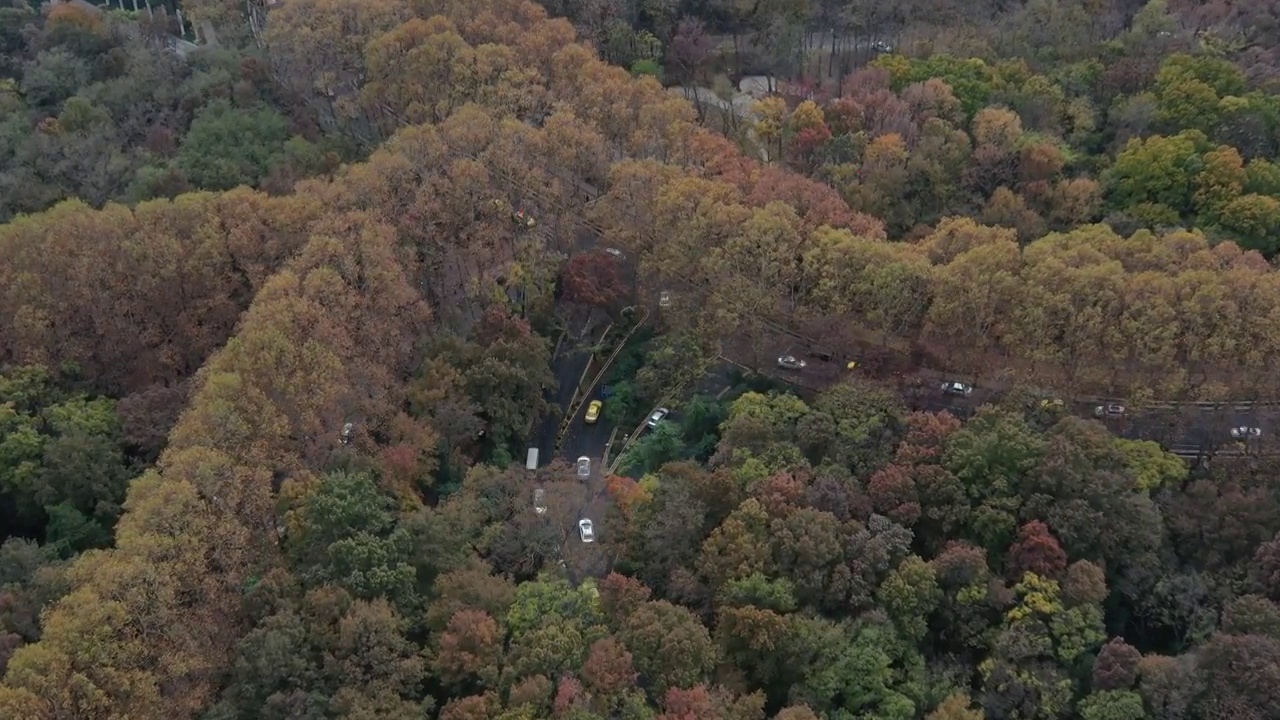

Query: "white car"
left=576, top=456, right=591, bottom=478
left=1230, top=426, right=1262, bottom=439
left=604, top=247, right=624, bottom=259
left=777, top=355, right=806, bottom=371
left=659, top=290, right=672, bottom=307
left=1094, top=404, right=1126, bottom=418
left=578, top=518, right=595, bottom=543
left=940, top=381, right=973, bottom=397
left=647, top=407, right=669, bottom=429
left=533, top=488, right=547, bottom=514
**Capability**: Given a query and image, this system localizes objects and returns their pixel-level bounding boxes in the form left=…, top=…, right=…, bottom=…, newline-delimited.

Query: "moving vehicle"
left=941, top=381, right=973, bottom=397
left=1094, top=404, right=1126, bottom=418
left=1230, top=426, right=1262, bottom=439
left=777, top=355, right=806, bottom=370
left=1039, top=397, right=1065, bottom=411
left=585, top=400, right=602, bottom=424
left=533, top=488, right=547, bottom=514
left=576, top=456, right=591, bottom=478
left=578, top=518, right=595, bottom=543
left=647, top=407, right=669, bottom=429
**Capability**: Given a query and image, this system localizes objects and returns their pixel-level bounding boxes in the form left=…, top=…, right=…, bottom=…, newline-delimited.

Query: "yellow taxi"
left=584, top=400, right=602, bottom=424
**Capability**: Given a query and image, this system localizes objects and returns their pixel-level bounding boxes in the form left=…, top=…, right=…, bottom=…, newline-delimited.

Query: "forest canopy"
left=3, top=0, right=1280, bottom=718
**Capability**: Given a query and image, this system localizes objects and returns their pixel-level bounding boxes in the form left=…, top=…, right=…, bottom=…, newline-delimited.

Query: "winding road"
left=500, top=144, right=1276, bottom=466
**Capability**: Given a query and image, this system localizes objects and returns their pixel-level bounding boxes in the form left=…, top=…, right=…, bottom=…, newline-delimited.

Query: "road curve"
left=519, top=153, right=1274, bottom=461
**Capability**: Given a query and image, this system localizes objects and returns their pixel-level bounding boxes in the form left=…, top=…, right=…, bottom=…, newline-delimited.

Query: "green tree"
left=177, top=100, right=291, bottom=190
left=797, top=622, right=919, bottom=720
left=942, top=408, right=1045, bottom=552
left=620, top=422, right=686, bottom=476
left=1078, top=690, right=1146, bottom=720
left=1114, top=439, right=1186, bottom=492
left=621, top=600, right=718, bottom=695
left=287, top=472, right=416, bottom=606
left=877, top=555, right=942, bottom=642
left=1105, top=131, right=1208, bottom=218
left=1217, top=194, right=1280, bottom=255
left=505, top=576, right=604, bottom=640
left=20, top=49, right=90, bottom=109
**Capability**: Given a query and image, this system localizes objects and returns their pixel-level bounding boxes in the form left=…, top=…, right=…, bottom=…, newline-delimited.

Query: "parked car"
left=584, top=400, right=602, bottom=424
left=604, top=247, right=624, bottom=259
left=578, top=518, right=595, bottom=543
left=1230, top=426, right=1262, bottom=439
left=1039, top=397, right=1065, bottom=411
left=533, top=488, right=547, bottom=515
left=647, top=407, right=670, bottom=429
left=659, top=290, right=672, bottom=307
left=1094, top=404, right=1126, bottom=418
left=576, top=456, right=590, bottom=478
left=777, top=355, right=806, bottom=370
left=941, top=381, right=973, bottom=397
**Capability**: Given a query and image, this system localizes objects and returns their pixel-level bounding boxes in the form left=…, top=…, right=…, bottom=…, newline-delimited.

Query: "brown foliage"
left=1007, top=520, right=1069, bottom=580
left=438, top=693, right=500, bottom=720
left=896, top=411, right=964, bottom=463
left=507, top=674, right=553, bottom=711
left=866, top=465, right=922, bottom=526
left=562, top=251, right=626, bottom=308
left=598, top=573, right=652, bottom=623
left=0, top=191, right=321, bottom=395
left=552, top=676, right=588, bottom=717
left=581, top=637, right=638, bottom=696
left=1063, top=560, right=1108, bottom=607
left=1253, top=531, right=1280, bottom=600
left=1093, top=637, right=1143, bottom=691
left=0, top=204, right=431, bottom=716
left=435, top=609, right=502, bottom=687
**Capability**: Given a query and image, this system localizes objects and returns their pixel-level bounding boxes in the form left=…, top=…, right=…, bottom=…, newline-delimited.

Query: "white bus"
left=525, top=448, right=538, bottom=470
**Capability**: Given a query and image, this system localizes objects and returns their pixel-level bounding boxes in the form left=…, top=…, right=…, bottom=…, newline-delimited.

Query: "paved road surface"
left=533, top=323, right=600, bottom=467
left=760, top=353, right=1276, bottom=458
left=530, top=162, right=1276, bottom=580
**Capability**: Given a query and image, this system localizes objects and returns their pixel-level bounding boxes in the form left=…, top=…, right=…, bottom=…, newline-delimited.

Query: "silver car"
left=578, top=518, right=595, bottom=543
left=647, top=407, right=669, bottom=429
left=777, top=355, right=806, bottom=371
left=940, top=381, right=973, bottom=397
left=1094, top=404, right=1126, bottom=418
left=576, top=456, right=590, bottom=478
left=1230, top=426, right=1262, bottom=439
